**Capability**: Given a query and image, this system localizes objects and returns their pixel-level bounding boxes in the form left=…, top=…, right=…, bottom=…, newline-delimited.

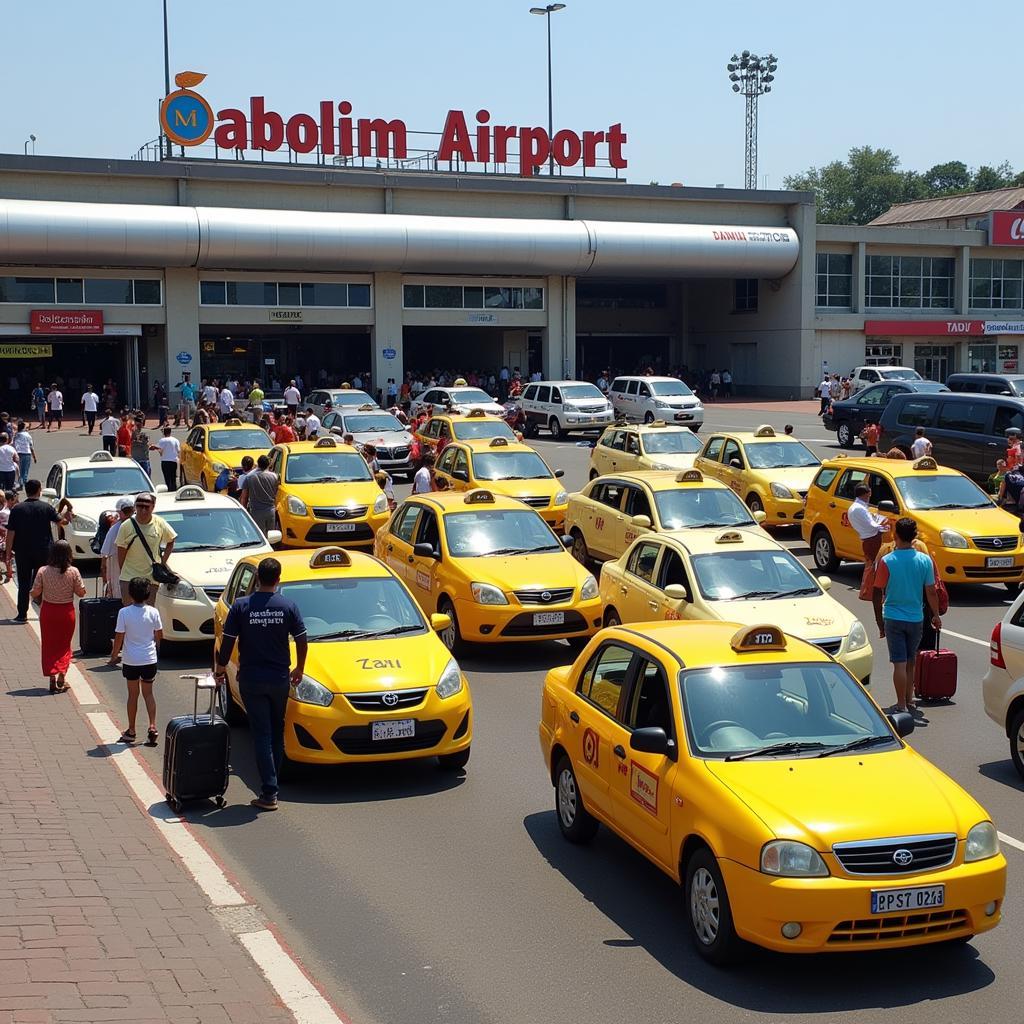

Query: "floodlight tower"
left=726, top=51, right=778, bottom=189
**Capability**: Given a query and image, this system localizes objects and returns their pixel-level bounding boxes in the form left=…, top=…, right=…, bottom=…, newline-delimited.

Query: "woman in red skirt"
left=31, top=540, right=85, bottom=692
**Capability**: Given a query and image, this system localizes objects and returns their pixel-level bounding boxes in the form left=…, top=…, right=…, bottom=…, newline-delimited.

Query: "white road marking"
left=999, top=832, right=1024, bottom=853
left=940, top=628, right=989, bottom=649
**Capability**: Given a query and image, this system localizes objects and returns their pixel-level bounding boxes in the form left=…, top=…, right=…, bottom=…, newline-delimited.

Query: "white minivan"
left=520, top=380, right=614, bottom=439
left=608, top=375, right=704, bottom=428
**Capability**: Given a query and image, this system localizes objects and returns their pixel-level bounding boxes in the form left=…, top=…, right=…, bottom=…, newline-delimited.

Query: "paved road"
left=22, top=404, right=1023, bottom=1024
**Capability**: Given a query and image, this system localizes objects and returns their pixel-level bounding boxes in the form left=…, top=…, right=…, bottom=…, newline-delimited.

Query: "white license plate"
left=986, top=556, right=1014, bottom=568
left=675, top=412, right=693, bottom=420
left=871, top=884, right=945, bottom=914
left=533, top=611, right=565, bottom=626
left=371, top=719, right=415, bottom=741
left=325, top=522, right=357, bottom=533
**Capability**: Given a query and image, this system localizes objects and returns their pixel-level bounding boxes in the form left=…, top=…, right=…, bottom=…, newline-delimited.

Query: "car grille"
left=332, top=719, right=447, bottom=755
left=811, top=636, right=843, bottom=656
left=577, top=404, right=607, bottom=413
left=514, top=587, right=575, bottom=605
left=377, top=446, right=410, bottom=460
left=202, top=587, right=224, bottom=603
left=973, top=535, right=1018, bottom=551
left=827, top=910, right=969, bottom=945
left=963, top=566, right=1023, bottom=579
left=344, top=688, right=429, bottom=711
left=832, top=834, right=957, bottom=875
left=501, top=610, right=589, bottom=636
left=312, top=505, right=368, bottom=520
left=518, top=495, right=550, bottom=509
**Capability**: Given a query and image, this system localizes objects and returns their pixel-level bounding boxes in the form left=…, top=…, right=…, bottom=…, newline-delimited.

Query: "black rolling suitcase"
left=79, top=579, right=121, bottom=654
left=163, top=674, right=230, bottom=811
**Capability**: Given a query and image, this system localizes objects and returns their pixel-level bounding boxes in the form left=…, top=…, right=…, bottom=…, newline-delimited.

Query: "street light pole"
left=529, top=4, right=566, bottom=176
left=726, top=51, right=779, bottom=189
left=162, top=0, right=171, bottom=158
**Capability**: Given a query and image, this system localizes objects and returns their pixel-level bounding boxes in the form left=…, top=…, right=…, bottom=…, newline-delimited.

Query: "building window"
left=865, top=255, right=954, bottom=309
left=969, top=344, right=997, bottom=373
left=402, top=283, right=544, bottom=310
left=0, top=277, right=55, bottom=303
left=132, top=280, right=162, bottom=305
left=0, top=276, right=161, bottom=305
left=734, top=279, right=758, bottom=312
left=969, top=258, right=1024, bottom=310
left=576, top=282, right=667, bottom=309
left=815, top=253, right=852, bottom=308
left=864, top=343, right=903, bottom=365
left=200, top=280, right=371, bottom=308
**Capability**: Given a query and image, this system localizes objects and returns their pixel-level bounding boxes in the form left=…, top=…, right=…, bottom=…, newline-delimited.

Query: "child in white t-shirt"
left=109, top=576, right=164, bottom=746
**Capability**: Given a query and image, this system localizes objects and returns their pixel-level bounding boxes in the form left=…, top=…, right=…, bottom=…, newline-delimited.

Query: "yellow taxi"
left=565, top=469, right=766, bottom=566
left=589, top=421, right=702, bottom=479
left=373, top=488, right=602, bottom=654
left=268, top=436, right=390, bottom=549
left=214, top=547, right=472, bottom=769
left=539, top=620, right=1005, bottom=962
left=433, top=437, right=568, bottom=531
left=694, top=425, right=821, bottom=524
left=415, top=409, right=517, bottom=453
left=598, top=528, right=873, bottom=683
left=181, top=419, right=273, bottom=491
left=802, top=455, right=1024, bottom=587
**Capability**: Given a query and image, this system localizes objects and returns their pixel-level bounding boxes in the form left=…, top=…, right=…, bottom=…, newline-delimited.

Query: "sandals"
left=145, top=728, right=159, bottom=748
left=118, top=730, right=136, bottom=744
left=49, top=679, right=58, bottom=694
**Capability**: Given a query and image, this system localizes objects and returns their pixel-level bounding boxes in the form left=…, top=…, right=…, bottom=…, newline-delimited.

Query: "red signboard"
left=990, top=211, right=1024, bottom=246
left=864, top=320, right=984, bottom=336
left=30, top=310, right=104, bottom=335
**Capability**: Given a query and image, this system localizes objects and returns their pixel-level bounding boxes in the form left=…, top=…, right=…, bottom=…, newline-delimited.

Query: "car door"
left=718, top=439, right=746, bottom=497
left=379, top=502, right=421, bottom=584
left=608, top=379, right=627, bottom=418
left=653, top=543, right=698, bottom=621
left=621, top=430, right=642, bottom=471
left=695, top=435, right=727, bottom=481
left=613, top=539, right=664, bottom=622
left=635, top=380, right=654, bottom=421
left=592, top=428, right=622, bottom=475
left=217, top=562, right=258, bottom=704
left=831, top=468, right=870, bottom=559
left=407, top=507, right=443, bottom=613
left=587, top=480, right=627, bottom=560
left=434, top=445, right=460, bottom=489
left=450, top=448, right=471, bottom=490
left=851, top=385, right=890, bottom=435
left=934, top=399, right=992, bottom=478
left=622, top=484, right=655, bottom=548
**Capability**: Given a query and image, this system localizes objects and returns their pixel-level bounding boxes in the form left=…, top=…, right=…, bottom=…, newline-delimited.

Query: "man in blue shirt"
left=872, top=518, right=942, bottom=714
left=178, top=373, right=197, bottom=424
left=215, top=558, right=307, bottom=810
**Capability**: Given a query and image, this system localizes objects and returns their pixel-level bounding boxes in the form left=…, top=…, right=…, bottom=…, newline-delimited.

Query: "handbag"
left=128, top=518, right=180, bottom=587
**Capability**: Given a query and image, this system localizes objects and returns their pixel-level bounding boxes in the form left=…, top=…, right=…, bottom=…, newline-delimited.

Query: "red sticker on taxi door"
left=630, top=762, right=659, bottom=814
left=582, top=728, right=599, bottom=768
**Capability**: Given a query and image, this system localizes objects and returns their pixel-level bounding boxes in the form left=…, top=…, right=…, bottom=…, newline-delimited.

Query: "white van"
left=608, top=375, right=704, bottom=428
left=520, top=380, right=614, bottom=439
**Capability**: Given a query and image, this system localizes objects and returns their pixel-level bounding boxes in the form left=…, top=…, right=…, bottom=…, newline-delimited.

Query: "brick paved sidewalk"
left=0, top=603, right=292, bottom=1023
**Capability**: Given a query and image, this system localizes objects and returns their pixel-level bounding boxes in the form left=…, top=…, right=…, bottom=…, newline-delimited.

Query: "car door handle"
left=829, top=502, right=836, bottom=508
left=386, top=544, right=393, bottom=553
left=407, top=556, right=415, bottom=563
left=648, top=600, right=659, bottom=610
left=988, top=442, right=999, bottom=447
left=569, top=710, right=580, bottom=724
left=620, top=585, right=628, bottom=595
left=613, top=744, right=626, bottom=759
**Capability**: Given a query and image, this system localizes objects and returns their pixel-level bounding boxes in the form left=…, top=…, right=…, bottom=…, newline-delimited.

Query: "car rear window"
left=896, top=398, right=938, bottom=428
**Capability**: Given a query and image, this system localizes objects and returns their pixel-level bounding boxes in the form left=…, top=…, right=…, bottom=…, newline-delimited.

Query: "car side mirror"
left=452, top=470, right=468, bottom=482
left=554, top=469, right=565, bottom=478
left=560, top=535, right=574, bottom=548
left=154, top=484, right=168, bottom=494
left=887, top=711, right=915, bottom=739
left=878, top=500, right=896, bottom=513
left=630, top=726, right=677, bottom=760
left=41, top=487, right=58, bottom=499
left=267, top=529, right=283, bottom=545
left=630, top=514, right=652, bottom=529
left=664, top=583, right=688, bottom=602
left=753, top=510, right=767, bottom=523
left=817, top=575, right=832, bottom=592
left=430, top=613, right=452, bottom=632
left=729, top=459, right=742, bottom=469
left=414, top=542, right=441, bottom=560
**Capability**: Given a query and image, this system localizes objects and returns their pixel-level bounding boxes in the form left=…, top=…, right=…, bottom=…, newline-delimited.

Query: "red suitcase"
left=915, top=632, right=957, bottom=702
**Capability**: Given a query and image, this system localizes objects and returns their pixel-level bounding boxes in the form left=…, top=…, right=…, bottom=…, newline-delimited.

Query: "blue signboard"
left=382, top=347, right=397, bottom=360
left=176, top=350, right=193, bottom=365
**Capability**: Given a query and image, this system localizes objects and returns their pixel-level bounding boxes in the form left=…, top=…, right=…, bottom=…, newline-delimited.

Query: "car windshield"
left=342, top=414, right=405, bottom=434
left=452, top=388, right=494, bottom=404
left=158, top=507, right=265, bottom=552
left=443, top=509, right=560, bottom=556
left=451, top=420, right=516, bottom=441
left=654, top=488, right=756, bottom=529
left=895, top=474, right=993, bottom=510
left=642, top=431, right=702, bottom=454
left=691, top=549, right=820, bottom=601
left=649, top=380, right=694, bottom=397
left=561, top=384, right=603, bottom=401
left=880, top=369, right=922, bottom=381
left=278, top=577, right=425, bottom=641
left=66, top=465, right=152, bottom=498
left=331, top=390, right=376, bottom=406
left=284, top=452, right=373, bottom=484
left=208, top=429, right=271, bottom=452
left=680, top=662, right=897, bottom=759
left=471, top=451, right=552, bottom=481
left=745, top=441, right=820, bottom=469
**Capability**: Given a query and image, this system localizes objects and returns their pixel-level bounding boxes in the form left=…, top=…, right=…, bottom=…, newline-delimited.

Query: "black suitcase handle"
left=180, top=673, right=217, bottom=723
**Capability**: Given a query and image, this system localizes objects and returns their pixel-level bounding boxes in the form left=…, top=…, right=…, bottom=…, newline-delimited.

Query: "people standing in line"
left=13, top=420, right=35, bottom=489
left=81, top=385, right=99, bottom=435
left=910, top=426, right=933, bottom=460
left=115, top=491, right=176, bottom=606
left=130, top=415, right=153, bottom=479
left=872, top=517, right=942, bottom=714
left=412, top=451, right=435, bottom=494
left=154, top=424, right=180, bottom=491
left=4, top=479, right=71, bottom=622
left=109, top=576, right=164, bottom=746
left=0, top=489, right=14, bottom=582
left=100, top=497, right=135, bottom=597
left=0, top=432, right=19, bottom=491
left=99, top=409, right=120, bottom=456
left=215, top=557, right=307, bottom=811
left=283, top=380, right=301, bottom=417
left=860, top=419, right=881, bottom=456
left=239, top=455, right=279, bottom=538
left=709, top=369, right=721, bottom=400
left=31, top=382, right=46, bottom=429
left=46, top=384, right=64, bottom=432
left=30, top=540, right=85, bottom=694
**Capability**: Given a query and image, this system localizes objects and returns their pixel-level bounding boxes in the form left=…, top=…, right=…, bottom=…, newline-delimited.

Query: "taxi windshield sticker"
left=630, top=762, right=658, bottom=814
left=582, top=727, right=599, bottom=768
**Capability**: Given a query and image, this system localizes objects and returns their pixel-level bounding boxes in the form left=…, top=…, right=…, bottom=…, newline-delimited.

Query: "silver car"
left=410, top=386, right=505, bottom=418
left=322, top=406, right=415, bottom=479
left=306, top=388, right=378, bottom=418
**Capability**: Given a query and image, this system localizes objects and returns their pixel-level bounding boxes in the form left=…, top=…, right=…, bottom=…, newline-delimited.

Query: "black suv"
left=824, top=380, right=949, bottom=448
left=946, top=373, right=1024, bottom=397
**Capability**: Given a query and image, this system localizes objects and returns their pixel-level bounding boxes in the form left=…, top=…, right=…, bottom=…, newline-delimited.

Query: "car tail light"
left=991, top=621, right=1006, bottom=669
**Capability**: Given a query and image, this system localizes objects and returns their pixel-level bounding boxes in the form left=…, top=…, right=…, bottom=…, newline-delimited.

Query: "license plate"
left=371, top=719, right=415, bottom=741
left=871, top=884, right=945, bottom=914
left=675, top=412, right=693, bottom=420
left=986, top=556, right=1013, bottom=568
left=534, top=611, right=565, bottom=626
left=326, top=522, right=356, bottom=533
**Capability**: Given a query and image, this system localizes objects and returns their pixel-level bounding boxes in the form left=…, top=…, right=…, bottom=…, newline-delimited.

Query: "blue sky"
left=3, top=0, right=1022, bottom=188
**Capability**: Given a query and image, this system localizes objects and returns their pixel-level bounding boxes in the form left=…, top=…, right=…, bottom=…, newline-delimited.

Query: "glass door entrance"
left=914, top=345, right=954, bottom=383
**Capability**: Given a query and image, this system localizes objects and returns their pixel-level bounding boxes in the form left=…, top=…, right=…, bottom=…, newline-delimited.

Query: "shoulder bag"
left=128, top=518, right=180, bottom=587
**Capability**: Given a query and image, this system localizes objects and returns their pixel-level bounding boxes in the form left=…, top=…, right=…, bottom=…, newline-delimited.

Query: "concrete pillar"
left=545, top=276, right=576, bottom=379
left=373, top=272, right=402, bottom=399
left=955, top=246, right=970, bottom=314
left=853, top=241, right=866, bottom=313
left=164, top=268, right=200, bottom=405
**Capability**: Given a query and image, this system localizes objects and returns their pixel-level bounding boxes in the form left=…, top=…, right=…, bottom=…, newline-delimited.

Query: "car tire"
left=201, top=473, right=209, bottom=491
left=644, top=411, right=655, bottom=424
left=589, top=469, right=599, bottom=480
left=438, top=598, right=466, bottom=657
left=690, top=423, right=702, bottom=433
left=554, top=755, right=599, bottom=844
left=437, top=746, right=470, bottom=771
left=604, top=607, right=621, bottom=627
left=566, top=635, right=590, bottom=653
left=837, top=421, right=854, bottom=448
left=570, top=529, right=590, bottom=567
left=218, top=677, right=246, bottom=726
left=523, top=417, right=537, bottom=439
left=746, top=493, right=764, bottom=516
left=684, top=848, right=746, bottom=965
left=1009, top=707, right=1024, bottom=780
left=549, top=417, right=563, bottom=440
left=812, top=528, right=841, bottom=572
left=1005, top=581, right=1021, bottom=594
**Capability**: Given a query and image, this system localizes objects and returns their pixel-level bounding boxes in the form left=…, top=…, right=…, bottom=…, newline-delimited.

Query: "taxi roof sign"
left=309, top=546, right=352, bottom=568
left=174, top=485, right=206, bottom=502
left=464, top=488, right=495, bottom=504
left=357, top=403, right=376, bottom=410
left=676, top=469, right=703, bottom=483
left=731, top=623, right=787, bottom=652
left=647, top=420, right=666, bottom=428
left=465, top=409, right=488, bottom=418
left=314, top=436, right=338, bottom=448
left=223, top=417, right=243, bottom=426
left=88, top=450, right=114, bottom=462
left=488, top=436, right=509, bottom=447
left=714, top=530, right=744, bottom=544
left=753, top=425, right=776, bottom=437
left=912, top=456, right=938, bottom=471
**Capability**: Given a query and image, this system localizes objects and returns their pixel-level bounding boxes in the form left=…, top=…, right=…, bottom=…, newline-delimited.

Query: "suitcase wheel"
left=166, top=794, right=179, bottom=813
left=215, top=796, right=226, bottom=809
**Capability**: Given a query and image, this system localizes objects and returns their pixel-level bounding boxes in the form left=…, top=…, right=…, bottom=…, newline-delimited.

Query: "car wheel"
left=549, top=417, right=563, bottom=440
left=523, top=418, right=537, bottom=439
left=570, top=529, right=589, bottom=566
left=437, top=746, right=470, bottom=771
left=644, top=411, right=655, bottom=424
left=685, top=848, right=746, bottom=965
left=1009, top=707, right=1024, bottom=780
left=746, top=493, right=764, bottom=516
left=604, top=607, right=621, bottom=627
left=690, top=423, right=702, bottom=433
left=589, top=469, right=599, bottom=480
left=554, top=755, right=598, bottom=844
left=438, top=598, right=466, bottom=656
left=201, top=473, right=209, bottom=491
left=837, top=421, right=853, bottom=448
left=566, top=635, right=590, bottom=653
left=218, top=677, right=246, bottom=726
left=1005, top=581, right=1021, bottom=594
left=812, top=528, right=840, bottom=572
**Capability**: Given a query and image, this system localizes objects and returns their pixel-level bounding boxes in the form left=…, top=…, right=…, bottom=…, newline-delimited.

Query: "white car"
left=410, top=385, right=504, bottom=418
left=305, top=389, right=378, bottom=417
left=321, top=405, right=416, bottom=479
left=43, top=451, right=162, bottom=561
left=983, top=587, right=1024, bottom=778
left=607, top=375, right=704, bottom=428
left=520, top=380, right=614, bottom=439
left=849, top=365, right=923, bottom=393
left=153, top=485, right=278, bottom=644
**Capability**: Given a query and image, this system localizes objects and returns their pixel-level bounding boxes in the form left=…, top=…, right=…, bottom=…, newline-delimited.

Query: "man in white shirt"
left=0, top=433, right=19, bottom=491
left=910, top=427, right=932, bottom=460
left=12, top=421, right=34, bottom=490
left=46, top=385, right=64, bottom=431
left=304, top=409, right=321, bottom=439
left=218, top=385, right=235, bottom=416
left=817, top=374, right=832, bottom=416
left=81, top=385, right=99, bottom=434
left=155, top=425, right=181, bottom=491
left=100, top=410, right=120, bottom=455
left=101, top=497, right=136, bottom=598
left=202, top=379, right=218, bottom=406
left=848, top=482, right=890, bottom=563
left=283, top=380, right=301, bottom=415
left=412, top=452, right=434, bottom=494
left=352, top=374, right=363, bottom=390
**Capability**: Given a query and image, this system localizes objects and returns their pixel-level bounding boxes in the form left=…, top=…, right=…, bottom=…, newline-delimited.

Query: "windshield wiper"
left=768, top=587, right=821, bottom=598
left=235, top=540, right=265, bottom=547
left=358, top=625, right=423, bottom=639
left=478, top=546, right=532, bottom=556
left=817, top=735, right=893, bottom=757
left=688, top=520, right=750, bottom=529
left=725, top=740, right=828, bottom=761
left=922, top=502, right=969, bottom=511
left=177, top=544, right=225, bottom=552
left=727, top=589, right=780, bottom=600
left=310, top=628, right=375, bottom=641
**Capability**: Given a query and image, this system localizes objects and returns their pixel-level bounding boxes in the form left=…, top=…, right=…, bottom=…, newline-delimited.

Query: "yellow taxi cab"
left=802, top=455, right=1024, bottom=587
left=433, top=437, right=568, bottom=531
left=539, top=620, right=1005, bottom=962
left=565, top=469, right=766, bottom=567
left=694, top=425, right=821, bottom=524
left=214, top=547, right=471, bottom=770
left=269, top=435, right=390, bottom=549
left=373, top=488, right=602, bottom=654
left=415, top=409, right=517, bottom=453
left=589, top=421, right=702, bottom=479
left=598, top=528, right=873, bottom=683
left=181, top=419, right=273, bottom=491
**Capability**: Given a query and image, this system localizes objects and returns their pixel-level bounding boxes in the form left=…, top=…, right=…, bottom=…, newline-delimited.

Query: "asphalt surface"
left=21, top=402, right=1024, bottom=1024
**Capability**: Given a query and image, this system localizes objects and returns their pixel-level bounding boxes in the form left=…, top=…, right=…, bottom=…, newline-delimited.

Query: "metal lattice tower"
left=727, top=51, right=778, bottom=189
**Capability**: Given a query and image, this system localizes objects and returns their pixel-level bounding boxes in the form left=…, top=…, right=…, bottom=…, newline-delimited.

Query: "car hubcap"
left=606, top=613, right=620, bottom=627
left=750, top=498, right=762, bottom=512
left=690, top=867, right=721, bottom=945
left=557, top=768, right=577, bottom=828
left=815, top=537, right=831, bottom=566
left=1016, top=724, right=1024, bottom=764
left=440, top=611, right=456, bottom=649
left=572, top=537, right=587, bottom=563
left=839, top=424, right=849, bottom=444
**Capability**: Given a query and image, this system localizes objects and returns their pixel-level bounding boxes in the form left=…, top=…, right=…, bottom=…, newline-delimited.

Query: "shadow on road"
left=978, top=759, right=1024, bottom=793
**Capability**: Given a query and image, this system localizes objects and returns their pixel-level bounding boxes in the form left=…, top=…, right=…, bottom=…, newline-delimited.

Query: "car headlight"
left=940, top=529, right=969, bottom=549
left=580, top=574, right=599, bottom=600
left=211, top=462, right=229, bottom=473
left=166, top=579, right=197, bottom=600
left=291, top=675, right=334, bottom=707
left=554, top=489, right=568, bottom=505
left=287, top=495, right=308, bottom=516
left=770, top=483, right=795, bottom=499
left=965, top=821, right=999, bottom=862
left=373, top=492, right=389, bottom=514
left=760, top=840, right=829, bottom=877
left=655, top=400, right=671, bottom=408
left=847, top=620, right=869, bottom=652
left=650, top=462, right=676, bottom=471
left=435, top=658, right=463, bottom=699
left=71, top=514, right=97, bottom=533
left=471, top=582, right=508, bottom=605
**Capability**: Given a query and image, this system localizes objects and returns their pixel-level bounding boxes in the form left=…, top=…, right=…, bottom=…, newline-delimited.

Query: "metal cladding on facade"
left=0, top=199, right=799, bottom=278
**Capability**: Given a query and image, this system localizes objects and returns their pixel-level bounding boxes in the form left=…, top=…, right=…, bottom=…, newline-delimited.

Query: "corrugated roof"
left=869, top=187, right=1024, bottom=225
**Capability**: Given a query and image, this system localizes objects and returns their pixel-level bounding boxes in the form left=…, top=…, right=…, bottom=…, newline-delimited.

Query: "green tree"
left=972, top=161, right=1015, bottom=192
left=923, top=160, right=970, bottom=194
